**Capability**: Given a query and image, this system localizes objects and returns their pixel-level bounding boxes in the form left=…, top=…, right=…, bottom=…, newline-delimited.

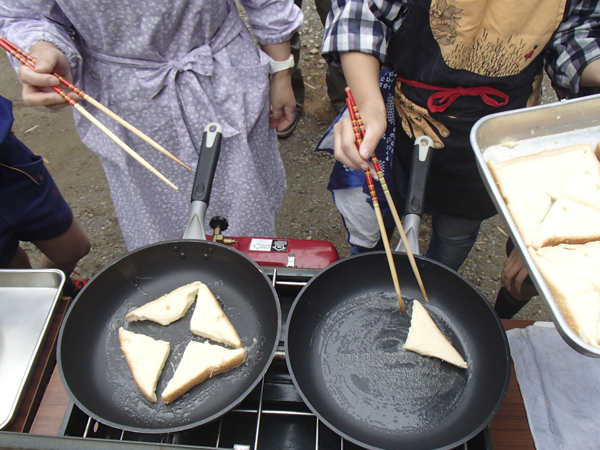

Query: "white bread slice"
left=190, top=283, right=242, bottom=348
left=533, top=242, right=600, bottom=291
left=560, top=148, right=600, bottom=210
left=118, top=327, right=170, bottom=403
left=488, top=162, right=552, bottom=246
left=161, top=340, right=247, bottom=404
left=126, top=281, right=201, bottom=326
left=491, top=144, right=590, bottom=199
left=530, top=198, right=600, bottom=249
left=529, top=250, right=600, bottom=347
left=488, top=144, right=600, bottom=250
left=403, top=300, right=468, bottom=369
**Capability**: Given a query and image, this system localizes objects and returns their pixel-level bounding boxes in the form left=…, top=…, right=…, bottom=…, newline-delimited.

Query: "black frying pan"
left=285, top=252, right=509, bottom=450
left=285, top=137, right=510, bottom=450
left=57, top=124, right=281, bottom=433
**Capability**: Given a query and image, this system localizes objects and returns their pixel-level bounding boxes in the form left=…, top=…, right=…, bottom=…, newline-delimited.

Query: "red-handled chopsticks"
left=346, top=89, right=404, bottom=313
left=346, top=87, right=428, bottom=306
left=0, top=37, right=190, bottom=190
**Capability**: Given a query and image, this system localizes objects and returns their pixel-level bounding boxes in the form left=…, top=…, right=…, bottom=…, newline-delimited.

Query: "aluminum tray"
left=470, top=93, right=600, bottom=358
left=0, top=269, right=65, bottom=429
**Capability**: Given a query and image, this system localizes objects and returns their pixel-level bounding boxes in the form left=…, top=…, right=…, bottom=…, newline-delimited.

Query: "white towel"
left=507, top=325, right=600, bottom=450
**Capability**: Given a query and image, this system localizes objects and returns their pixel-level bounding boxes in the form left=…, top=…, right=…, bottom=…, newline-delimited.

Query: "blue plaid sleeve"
left=545, top=0, right=600, bottom=98
left=321, top=0, right=393, bottom=66
left=369, top=0, right=410, bottom=32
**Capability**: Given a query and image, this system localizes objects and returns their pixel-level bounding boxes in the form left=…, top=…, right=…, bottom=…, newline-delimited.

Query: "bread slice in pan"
left=530, top=198, right=600, bottom=249
left=488, top=143, right=600, bottom=249
left=532, top=241, right=600, bottom=291
left=529, top=249, right=600, bottom=348
left=126, top=281, right=201, bottom=326
left=190, top=283, right=242, bottom=348
left=560, top=147, right=600, bottom=209
left=161, top=340, right=247, bottom=404
left=403, top=300, right=468, bottom=369
left=487, top=165, right=552, bottom=246
left=490, top=143, right=590, bottom=199
left=118, top=327, right=170, bottom=403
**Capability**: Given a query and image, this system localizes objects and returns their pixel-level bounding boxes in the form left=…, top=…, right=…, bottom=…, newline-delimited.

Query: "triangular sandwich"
left=190, top=283, right=242, bottom=348
left=530, top=198, right=600, bottom=249
left=403, top=300, right=468, bottom=369
left=126, top=281, right=201, bottom=326
left=118, top=327, right=170, bottom=403
left=161, top=340, right=247, bottom=404
left=489, top=143, right=590, bottom=199
left=529, top=246, right=600, bottom=347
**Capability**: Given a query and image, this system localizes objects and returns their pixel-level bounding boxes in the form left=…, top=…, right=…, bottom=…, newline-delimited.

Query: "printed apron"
left=387, top=0, right=567, bottom=220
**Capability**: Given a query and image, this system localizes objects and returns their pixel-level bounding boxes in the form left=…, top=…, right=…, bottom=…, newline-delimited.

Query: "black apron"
left=387, top=0, right=568, bottom=220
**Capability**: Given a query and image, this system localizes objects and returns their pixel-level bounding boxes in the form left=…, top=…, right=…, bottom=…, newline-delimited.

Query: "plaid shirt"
left=322, top=0, right=600, bottom=97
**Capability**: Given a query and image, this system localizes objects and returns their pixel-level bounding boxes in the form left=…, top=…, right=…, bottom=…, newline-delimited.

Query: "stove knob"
left=209, top=216, right=229, bottom=232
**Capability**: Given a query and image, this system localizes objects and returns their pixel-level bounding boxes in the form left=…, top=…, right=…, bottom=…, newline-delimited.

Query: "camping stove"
left=56, top=238, right=492, bottom=450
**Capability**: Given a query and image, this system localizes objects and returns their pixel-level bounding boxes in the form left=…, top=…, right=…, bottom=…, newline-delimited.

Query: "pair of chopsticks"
left=345, top=88, right=428, bottom=311
left=0, top=37, right=191, bottom=190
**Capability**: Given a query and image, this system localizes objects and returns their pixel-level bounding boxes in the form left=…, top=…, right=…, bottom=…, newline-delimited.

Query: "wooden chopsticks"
left=346, top=88, right=428, bottom=307
left=346, top=89, right=404, bottom=313
left=1, top=37, right=190, bottom=190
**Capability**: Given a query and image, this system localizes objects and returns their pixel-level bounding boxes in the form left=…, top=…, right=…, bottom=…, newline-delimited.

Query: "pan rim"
left=57, top=239, right=282, bottom=434
left=284, top=251, right=511, bottom=450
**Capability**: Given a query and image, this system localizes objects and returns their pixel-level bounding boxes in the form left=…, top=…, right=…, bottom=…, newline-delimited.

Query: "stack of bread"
left=488, top=142, right=600, bottom=348
left=119, top=281, right=246, bottom=404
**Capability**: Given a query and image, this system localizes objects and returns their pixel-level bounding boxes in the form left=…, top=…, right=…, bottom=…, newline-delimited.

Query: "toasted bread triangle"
left=403, top=300, right=468, bottom=369
left=118, top=328, right=170, bottom=403
left=126, top=281, right=201, bottom=326
left=161, top=340, right=247, bottom=404
left=190, top=283, right=242, bottom=348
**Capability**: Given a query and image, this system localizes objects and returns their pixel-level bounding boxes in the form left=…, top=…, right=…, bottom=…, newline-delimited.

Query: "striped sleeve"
left=321, top=0, right=392, bottom=66
left=545, top=0, right=600, bottom=98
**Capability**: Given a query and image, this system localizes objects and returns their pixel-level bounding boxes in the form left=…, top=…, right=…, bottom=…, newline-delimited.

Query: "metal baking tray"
left=0, top=269, right=65, bottom=429
left=470, top=93, right=600, bottom=358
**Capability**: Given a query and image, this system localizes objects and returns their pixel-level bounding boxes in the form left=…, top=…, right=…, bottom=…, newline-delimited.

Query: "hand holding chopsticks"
left=346, top=88, right=428, bottom=307
left=1, top=37, right=190, bottom=190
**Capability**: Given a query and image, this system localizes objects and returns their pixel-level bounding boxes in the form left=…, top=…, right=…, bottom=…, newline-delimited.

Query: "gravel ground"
left=0, top=2, right=559, bottom=321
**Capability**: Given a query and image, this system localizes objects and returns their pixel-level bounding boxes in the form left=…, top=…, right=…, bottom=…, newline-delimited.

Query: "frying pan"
left=285, top=138, right=510, bottom=450
left=57, top=124, right=281, bottom=433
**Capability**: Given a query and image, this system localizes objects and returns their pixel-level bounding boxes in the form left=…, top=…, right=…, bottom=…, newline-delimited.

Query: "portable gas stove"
left=49, top=229, right=492, bottom=450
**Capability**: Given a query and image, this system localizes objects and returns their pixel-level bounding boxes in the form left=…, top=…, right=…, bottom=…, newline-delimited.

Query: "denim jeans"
left=350, top=213, right=481, bottom=272
left=423, top=213, right=481, bottom=271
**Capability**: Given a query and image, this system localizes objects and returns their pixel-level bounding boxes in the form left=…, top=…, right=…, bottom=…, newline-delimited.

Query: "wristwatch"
left=269, top=54, right=295, bottom=74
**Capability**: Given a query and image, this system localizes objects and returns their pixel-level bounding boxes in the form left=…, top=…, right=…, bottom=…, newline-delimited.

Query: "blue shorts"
left=0, top=133, right=73, bottom=267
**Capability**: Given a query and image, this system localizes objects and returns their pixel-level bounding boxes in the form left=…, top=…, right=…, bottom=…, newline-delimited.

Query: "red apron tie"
left=397, top=77, right=509, bottom=113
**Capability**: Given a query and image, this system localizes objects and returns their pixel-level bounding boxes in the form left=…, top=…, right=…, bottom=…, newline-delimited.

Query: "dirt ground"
left=0, top=2, right=557, bottom=321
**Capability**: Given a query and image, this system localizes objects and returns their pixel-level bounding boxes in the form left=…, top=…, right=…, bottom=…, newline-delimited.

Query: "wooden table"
left=16, top=317, right=536, bottom=448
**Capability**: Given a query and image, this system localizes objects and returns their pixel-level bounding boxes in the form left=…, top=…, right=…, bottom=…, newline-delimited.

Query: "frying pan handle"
left=192, top=123, right=223, bottom=204
left=183, top=123, right=223, bottom=240
left=405, top=136, right=434, bottom=218
left=396, top=136, right=434, bottom=254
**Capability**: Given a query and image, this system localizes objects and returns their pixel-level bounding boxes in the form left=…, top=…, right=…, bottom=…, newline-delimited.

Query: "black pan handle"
left=396, top=136, right=434, bottom=254
left=191, top=123, right=223, bottom=204
left=183, top=123, right=223, bottom=241
left=405, top=136, right=434, bottom=217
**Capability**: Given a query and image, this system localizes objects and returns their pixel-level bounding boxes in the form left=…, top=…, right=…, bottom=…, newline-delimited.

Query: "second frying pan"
left=57, top=124, right=281, bottom=433
left=285, top=252, right=510, bottom=450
